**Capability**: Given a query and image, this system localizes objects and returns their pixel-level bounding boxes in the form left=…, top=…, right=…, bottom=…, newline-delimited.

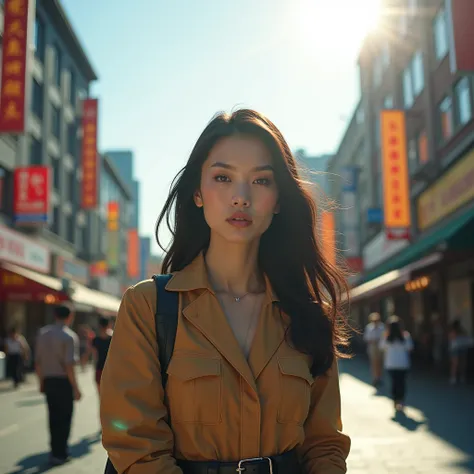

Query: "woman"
left=379, top=316, right=413, bottom=412
left=101, top=109, right=351, bottom=473
left=5, top=326, right=30, bottom=389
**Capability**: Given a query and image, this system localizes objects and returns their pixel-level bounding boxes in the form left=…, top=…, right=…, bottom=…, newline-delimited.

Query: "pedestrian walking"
left=363, top=312, right=385, bottom=386
left=35, top=304, right=82, bottom=466
left=5, top=326, right=30, bottom=389
left=100, top=109, right=351, bottom=474
left=379, top=315, right=413, bottom=412
left=91, top=316, right=113, bottom=390
left=448, top=319, right=473, bottom=385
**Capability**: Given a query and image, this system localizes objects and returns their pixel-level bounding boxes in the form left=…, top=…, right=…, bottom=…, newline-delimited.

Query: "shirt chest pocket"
left=166, top=356, right=222, bottom=425
left=277, top=357, right=314, bottom=425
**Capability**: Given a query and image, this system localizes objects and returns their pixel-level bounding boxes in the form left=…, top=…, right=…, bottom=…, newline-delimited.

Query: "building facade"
left=0, top=0, right=121, bottom=349
left=333, top=0, right=474, bottom=372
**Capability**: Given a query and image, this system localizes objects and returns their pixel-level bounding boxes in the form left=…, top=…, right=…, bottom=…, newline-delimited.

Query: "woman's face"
left=196, top=135, right=279, bottom=244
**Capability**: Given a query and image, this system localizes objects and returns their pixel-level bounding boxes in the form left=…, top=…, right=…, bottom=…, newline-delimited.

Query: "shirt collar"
left=165, top=252, right=279, bottom=304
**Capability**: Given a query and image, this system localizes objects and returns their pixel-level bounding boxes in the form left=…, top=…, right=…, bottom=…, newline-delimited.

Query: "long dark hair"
left=156, top=109, right=350, bottom=376
left=386, top=316, right=405, bottom=343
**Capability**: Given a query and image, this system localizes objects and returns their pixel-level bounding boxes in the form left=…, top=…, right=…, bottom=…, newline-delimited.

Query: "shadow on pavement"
left=16, top=398, right=45, bottom=407
left=340, top=356, right=474, bottom=471
left=6, top=432, right=102, bottom=474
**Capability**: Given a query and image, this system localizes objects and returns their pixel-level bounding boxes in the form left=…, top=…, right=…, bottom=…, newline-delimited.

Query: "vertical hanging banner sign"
left=381, top=110, right=411, bottom=240
left=0, top=0, right=30, bottom=133
left=81, top=98, right=99, bottom=209
left=127, top=229, right=140, bottom=279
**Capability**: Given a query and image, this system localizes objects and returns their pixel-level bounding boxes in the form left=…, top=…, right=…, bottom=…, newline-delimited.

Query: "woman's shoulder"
left=122, top=279, right=158, bottom=311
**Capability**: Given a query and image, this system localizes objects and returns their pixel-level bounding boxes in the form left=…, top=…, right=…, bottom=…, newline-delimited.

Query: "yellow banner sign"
left=417, top=148, right=474, bottom=230
left=381, top=110, right=411, bottom=230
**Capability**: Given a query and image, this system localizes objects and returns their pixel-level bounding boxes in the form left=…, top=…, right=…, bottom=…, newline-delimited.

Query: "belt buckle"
left=236, top=457, right=273, bottom=474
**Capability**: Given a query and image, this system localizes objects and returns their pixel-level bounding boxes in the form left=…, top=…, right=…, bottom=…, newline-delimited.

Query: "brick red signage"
left=14, top=166, right=51, bottom=225
left=0, top=0, right=30, bottom=133
left=81, top=98, right=99, bottom=209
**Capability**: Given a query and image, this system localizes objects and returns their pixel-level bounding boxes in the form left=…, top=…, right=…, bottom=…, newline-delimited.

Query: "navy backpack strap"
left=152, top=274, right=178, bottom=387
left=104, top=274, right=178, bottom=474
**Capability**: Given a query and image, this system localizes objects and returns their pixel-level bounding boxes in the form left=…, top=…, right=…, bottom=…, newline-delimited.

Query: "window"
left=30, top=138, right=42, bottom=165
left=408, top=138, right=418, bottom=173
left=51, top=106, right=60, bottom=139
left=373, top=57, right=382, bottom=88
left=0, top=167, right=12, bottom=215
left=68, top=170, right=76, bottom=203
left=69, top=70, right=76, bottom=104
left=34, top=15, right=45, bottom=61
left=384, top=95, right=394, bottom=109
left=52, top=157, right=61, bottom=191
left=439, top=96, right=453, bottom=141
left=32, top=80, right=43, bottom=119
left=381, top=42, right=390, bottom=69
left=67, top=123, right=77, bottom=156
left=356, top=106, right=365, bottom=124
left=412, top=51, right=424, bottom=96
left=433, top=8, right=449, bottom=61
left=66, top=214, right=75, bottom=244
left=455, top=77, right=472, bottom=126
left=403, top=68, right=413, bottom=108
left=51, top=206, right=60, bottom=234
left=51, top=44, right=62, bottom=87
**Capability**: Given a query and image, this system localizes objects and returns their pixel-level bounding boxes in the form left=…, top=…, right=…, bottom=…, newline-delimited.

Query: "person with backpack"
left=100, top=109, right=351, bottom=474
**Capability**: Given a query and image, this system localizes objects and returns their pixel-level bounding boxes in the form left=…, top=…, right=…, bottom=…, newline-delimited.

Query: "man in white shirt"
left=363, top=312, right=385, bottom=386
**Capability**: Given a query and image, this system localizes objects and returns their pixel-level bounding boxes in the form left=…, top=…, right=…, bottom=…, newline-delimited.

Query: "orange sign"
left=81, top=99, right=99, bottom=208
left=321, top=211, right=336, bottom=266
left=90, top=260, right=108, bottom=277
left=107, top=202, right=119, bottom=231
left=0, top=0, right=30, bottom=133
left=381, top=110, right=411, bottom=238
left=127, top=229, right=140, bottom=279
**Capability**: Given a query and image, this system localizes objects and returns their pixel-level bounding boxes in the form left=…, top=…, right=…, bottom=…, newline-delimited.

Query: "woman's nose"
left=232, top=184, right=250, bottom=207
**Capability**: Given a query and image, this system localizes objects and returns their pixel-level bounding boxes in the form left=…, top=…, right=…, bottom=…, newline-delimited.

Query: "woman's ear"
left=274, top=202, right=280, bottom=215
left=194, top=190, right=203, bottom=208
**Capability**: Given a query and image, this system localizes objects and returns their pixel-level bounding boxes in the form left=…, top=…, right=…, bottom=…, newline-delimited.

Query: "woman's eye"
left=254, top=177, right=271, bottom=186
left=214, top=175, right=230, bottom=183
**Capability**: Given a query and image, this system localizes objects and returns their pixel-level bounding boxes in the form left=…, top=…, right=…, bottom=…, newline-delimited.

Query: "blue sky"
left=60, top=0, right=370, bottom=254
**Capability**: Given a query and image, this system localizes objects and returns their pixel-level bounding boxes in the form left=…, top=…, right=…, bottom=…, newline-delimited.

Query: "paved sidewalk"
left=340, top=357, right=474, bottom=474
left=0, top=359, right=473, bottom=473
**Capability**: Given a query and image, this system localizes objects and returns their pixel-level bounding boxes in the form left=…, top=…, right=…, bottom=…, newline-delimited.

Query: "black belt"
left=177, top=449, right=300, bottom=474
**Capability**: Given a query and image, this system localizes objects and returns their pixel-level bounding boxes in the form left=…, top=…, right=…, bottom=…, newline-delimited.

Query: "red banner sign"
left=0, top=0, right=30, bottom=133
left=81, top=99, right=99, bottom=209
left=14, top=166, right=51, bottom=225
left=127, top=229, right=140, bottom=279
left=90, top=260, right=108, bottom=277
left=447, top=0, right=474, bottom=73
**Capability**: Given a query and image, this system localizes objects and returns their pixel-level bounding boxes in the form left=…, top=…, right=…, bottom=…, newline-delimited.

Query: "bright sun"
left=298, top=0, right=382, bottom=55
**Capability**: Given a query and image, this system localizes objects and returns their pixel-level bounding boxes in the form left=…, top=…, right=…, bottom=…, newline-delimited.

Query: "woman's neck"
left=204, top=235, right=264, bottom=296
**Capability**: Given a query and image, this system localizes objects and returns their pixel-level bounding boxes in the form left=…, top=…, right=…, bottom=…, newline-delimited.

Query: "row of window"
left=375, top=5, right=450, bottom=96
left=34, top=15, right=76, bottom=105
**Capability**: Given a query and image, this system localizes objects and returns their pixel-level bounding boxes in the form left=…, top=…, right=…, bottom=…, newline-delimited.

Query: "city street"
left=0, top=358, right=472, bottom=474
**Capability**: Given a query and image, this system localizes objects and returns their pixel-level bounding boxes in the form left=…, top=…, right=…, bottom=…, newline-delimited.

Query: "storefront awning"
left=1, top=262, right=121, bottom=313
left=350, top=253, right=442, bottom=303
left=70, top=282, right=121, bottom=314
left=360, top=205, right=474, bottom=284
left=1, top=262, right=63, bottom=292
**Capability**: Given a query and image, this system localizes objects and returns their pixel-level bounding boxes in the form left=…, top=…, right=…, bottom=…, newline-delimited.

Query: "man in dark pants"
left=35, top=304, right=82, bottom=465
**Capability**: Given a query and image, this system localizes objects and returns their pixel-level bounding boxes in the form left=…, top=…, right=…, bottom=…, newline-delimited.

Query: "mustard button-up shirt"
left=100, top=253, right=350, bottom=474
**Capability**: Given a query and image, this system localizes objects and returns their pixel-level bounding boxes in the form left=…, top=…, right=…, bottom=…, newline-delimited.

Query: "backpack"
left=104, top=274, right=178, bottom=474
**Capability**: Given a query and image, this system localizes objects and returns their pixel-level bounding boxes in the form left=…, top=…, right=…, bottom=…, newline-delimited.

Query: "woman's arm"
left=297, top=360, right=351, bottom=474
left=100, top=281, right=182, bottom=474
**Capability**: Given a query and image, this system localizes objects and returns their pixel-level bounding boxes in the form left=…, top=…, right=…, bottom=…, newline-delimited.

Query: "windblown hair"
left=156, top=109, right=350, bottom=376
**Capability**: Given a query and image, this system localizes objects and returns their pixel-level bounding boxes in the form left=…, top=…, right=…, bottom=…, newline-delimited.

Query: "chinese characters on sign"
left=81, top=98, right=99, bottom=209
left=381, top=110, right=411, bottom=240
left=0, top=0, right=30, bottom=133
left=13, top=166, right=51, bottom=225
